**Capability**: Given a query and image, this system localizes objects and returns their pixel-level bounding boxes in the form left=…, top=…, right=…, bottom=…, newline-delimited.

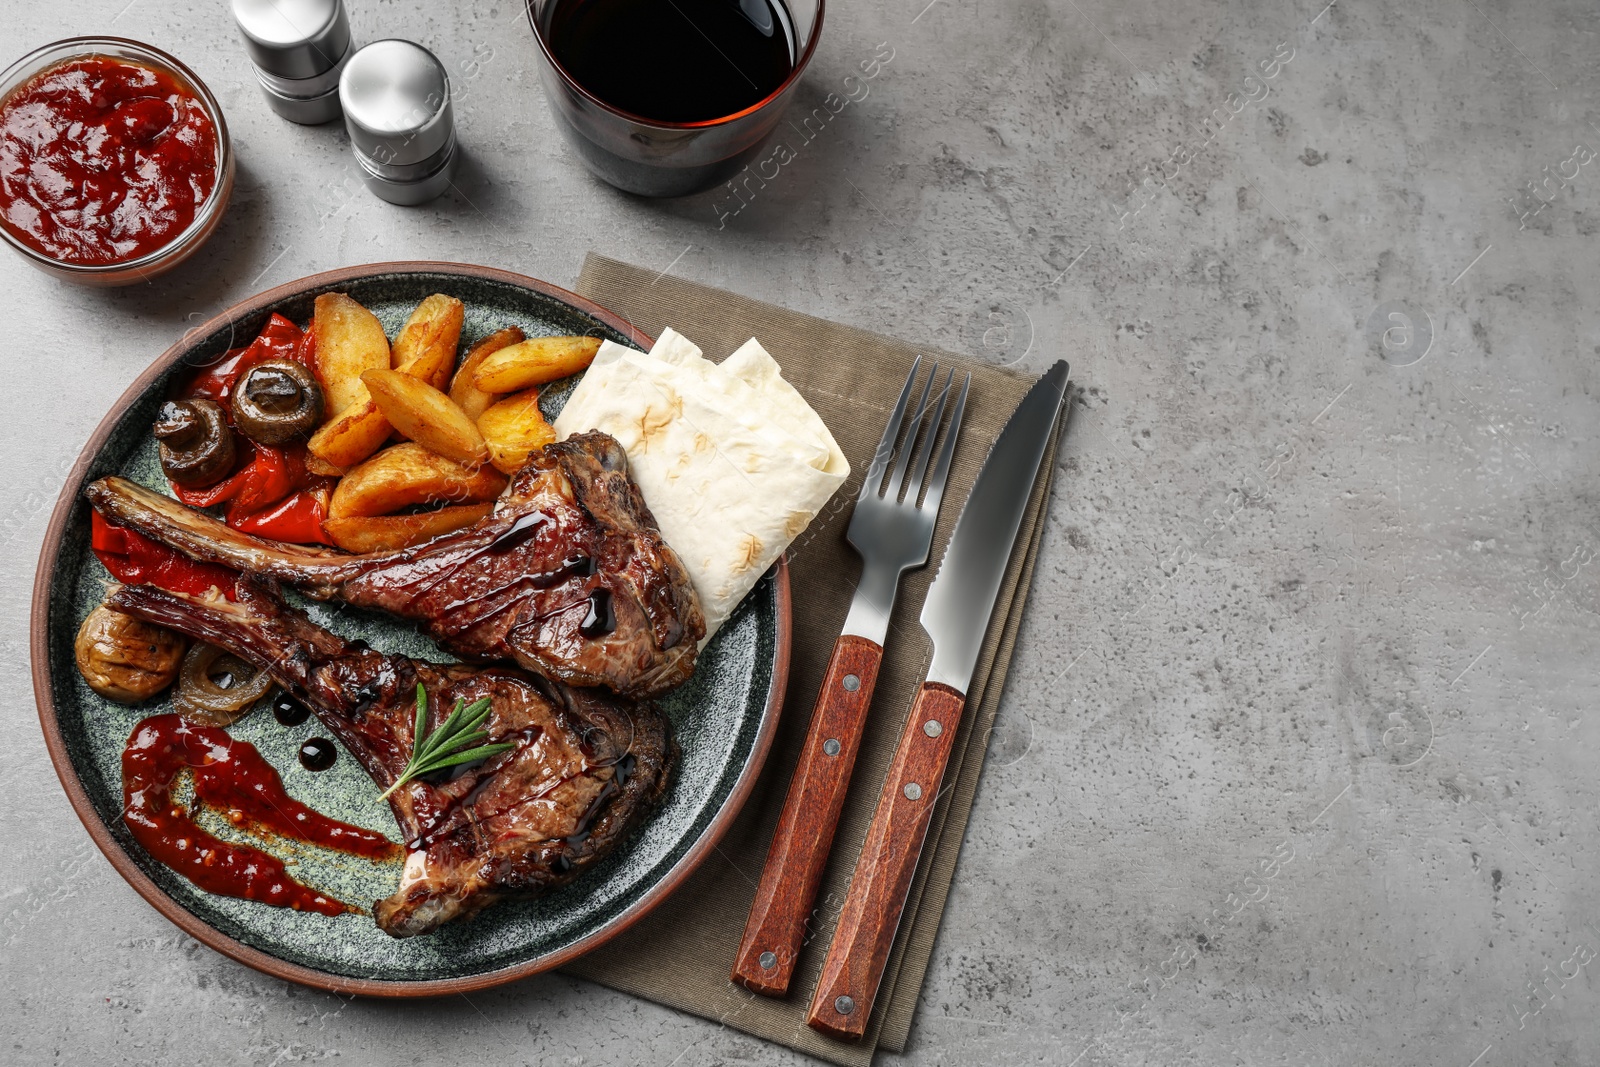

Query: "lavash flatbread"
left=552, top=329, right=849, bottom=641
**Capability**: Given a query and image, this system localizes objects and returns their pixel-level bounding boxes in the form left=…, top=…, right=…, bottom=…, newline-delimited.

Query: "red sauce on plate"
left=122, top=714, right=401, bottom=916
left=0, top=56, right=219, bottom=265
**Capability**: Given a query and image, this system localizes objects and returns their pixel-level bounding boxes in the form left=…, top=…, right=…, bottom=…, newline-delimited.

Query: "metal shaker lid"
left=340, top=40, right=454, bottom=168
left=232, top=0, right=350, bottom=80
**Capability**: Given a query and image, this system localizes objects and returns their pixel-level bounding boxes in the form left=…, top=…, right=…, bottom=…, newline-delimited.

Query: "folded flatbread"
left=553, top=329, right=849, bottom=641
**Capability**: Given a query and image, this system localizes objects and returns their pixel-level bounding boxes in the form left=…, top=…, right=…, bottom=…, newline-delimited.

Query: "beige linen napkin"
left=559, top=254, right=1064, bottom=1065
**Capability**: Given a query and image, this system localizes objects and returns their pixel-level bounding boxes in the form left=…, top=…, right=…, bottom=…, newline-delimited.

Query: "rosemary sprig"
left=378, top=685, right=515, bottom=801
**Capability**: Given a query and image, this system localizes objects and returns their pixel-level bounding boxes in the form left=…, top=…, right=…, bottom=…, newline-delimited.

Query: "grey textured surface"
left=2, top=0, right=1596, bottom=1064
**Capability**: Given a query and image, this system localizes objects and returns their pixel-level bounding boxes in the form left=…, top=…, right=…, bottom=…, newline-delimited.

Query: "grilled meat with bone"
left=106, top=578, right=676, bottom=937
left=88, top=431, right=705, bottom=701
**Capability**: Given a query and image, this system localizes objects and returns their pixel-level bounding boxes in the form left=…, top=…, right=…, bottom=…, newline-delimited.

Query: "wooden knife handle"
left=806, top=681, right=966, bottom=1039
left=732, top=635, right=885, bottom=996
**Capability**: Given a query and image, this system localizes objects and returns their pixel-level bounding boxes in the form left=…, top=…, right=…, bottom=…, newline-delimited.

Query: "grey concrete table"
left=3, top=0, right=1596, bottom=1064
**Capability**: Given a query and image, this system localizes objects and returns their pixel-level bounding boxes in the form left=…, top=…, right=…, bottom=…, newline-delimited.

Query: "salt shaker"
left=339, top=40, right=458, bottom=206
left=231, top=0, right=352, bottom=125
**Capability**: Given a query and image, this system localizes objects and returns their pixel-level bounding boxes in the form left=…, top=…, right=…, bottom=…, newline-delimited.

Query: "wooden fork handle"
left=732, top=635, right=885, bottom=996
left=806, top=681, right=966, bottom=1039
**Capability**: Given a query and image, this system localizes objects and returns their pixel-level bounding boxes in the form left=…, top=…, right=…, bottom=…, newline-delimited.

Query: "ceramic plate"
left=30, top=263, right=789, bottom=995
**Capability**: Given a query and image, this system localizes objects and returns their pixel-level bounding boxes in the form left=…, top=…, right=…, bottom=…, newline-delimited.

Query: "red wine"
left=547, top=0, right=796, bottom=124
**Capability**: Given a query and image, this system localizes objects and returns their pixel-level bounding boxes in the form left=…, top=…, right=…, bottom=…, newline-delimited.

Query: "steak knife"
left=732, top=358, right=969, bottom=997
left=806, top=359, right=1069, bottom=1039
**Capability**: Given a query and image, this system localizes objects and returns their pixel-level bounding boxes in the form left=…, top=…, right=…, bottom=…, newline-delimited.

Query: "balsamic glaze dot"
left=298, top=738, right=337, bottom=771
left=273, top=693, right=311, bottom=726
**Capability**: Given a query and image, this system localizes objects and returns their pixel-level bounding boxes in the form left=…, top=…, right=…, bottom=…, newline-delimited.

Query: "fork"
left=732, top=357, right=970, bottom=997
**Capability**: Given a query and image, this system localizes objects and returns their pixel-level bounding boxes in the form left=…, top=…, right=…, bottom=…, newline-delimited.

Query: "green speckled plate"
left=30, top=263, right=790, bottom=996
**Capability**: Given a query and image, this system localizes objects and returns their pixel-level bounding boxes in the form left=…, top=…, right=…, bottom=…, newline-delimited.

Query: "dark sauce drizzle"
left=351, top=680, right=385, bottom=718
left=532, top=552, right=596, bottom=590
left=561, top=552, right=598, bottom=581
left=580, top=587, right=615, bottom=637
left=487, top=510, right=551, bottom=553
left=565, top=754, right=635, bottom=851
left=551, top=754, right=636, bottom=876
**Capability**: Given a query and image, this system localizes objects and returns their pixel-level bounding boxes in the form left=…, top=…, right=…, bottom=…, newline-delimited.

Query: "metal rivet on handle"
left=924, top=720, right=942, bottom=737
left=758, top=951, right=777, bottom=970
left=823, top=738, right=841, bottom=756
left=904, top=782, right=923, bottom=800
left=835, top=995, right=856, bottom=1016
left=842, top=674, right=860, bottom=692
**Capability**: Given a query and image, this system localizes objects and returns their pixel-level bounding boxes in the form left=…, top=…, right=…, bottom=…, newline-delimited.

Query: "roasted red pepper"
left=232, top=445, right=304, bottom=514
left=162, top=314, right=336, bottom=547
left=173, top=314, right=312, bottom=508
left=171, top=440, right=297, bottom=511
left=183, top=314, right=309, bottom=409
left=92, top=512, right=239, bottom=599
left=230, top=486, right=333, bottom=545
left=296, top=323, right=317, bottom=368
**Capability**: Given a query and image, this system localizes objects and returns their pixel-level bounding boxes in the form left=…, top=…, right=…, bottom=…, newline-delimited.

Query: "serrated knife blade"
left=921, top=359, right=1069, bottom=692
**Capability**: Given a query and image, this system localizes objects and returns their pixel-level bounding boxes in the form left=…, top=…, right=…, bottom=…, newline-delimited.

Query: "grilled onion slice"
left=173, top=642, right=272, bottom=727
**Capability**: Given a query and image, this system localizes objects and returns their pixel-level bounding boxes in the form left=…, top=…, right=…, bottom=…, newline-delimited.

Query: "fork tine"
left=859, top=356, right=922, bottom=499
left=907, top=368, right=954, bottom=503
left=887, top=363, right=937, bottom=500
left=922, top=372, right=970, bottom=517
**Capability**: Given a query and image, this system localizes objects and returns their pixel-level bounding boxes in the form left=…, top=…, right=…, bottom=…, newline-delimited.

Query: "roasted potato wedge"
left=307, top=400, right=392, bottom=470
left=329, top=442, right=507, bottom=519
left=477, top=388, right=556, bottom=475
left=310, top=294, right=469, bottom=469
left=472, top=335, right=601, bottom=393
left=449, top=326, right=524, bottom=422
left=362, top=369, right=490, bottom=468
left=390, top=294, right=464, bottom=390
left=312, top=293, right=391, bottom=416
left=324, top=504, right=493, bottom=553
left=304, top=452, right=348, bottom=478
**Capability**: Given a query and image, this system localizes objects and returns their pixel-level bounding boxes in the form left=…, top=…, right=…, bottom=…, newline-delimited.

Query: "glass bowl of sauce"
left=0, top=37, right=234, bottom=285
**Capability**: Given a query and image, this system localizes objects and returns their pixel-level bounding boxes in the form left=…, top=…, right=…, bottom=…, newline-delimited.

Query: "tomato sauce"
left=0, top=56, right=219, bottom=264
left=122, top=714, right=401, bottom=916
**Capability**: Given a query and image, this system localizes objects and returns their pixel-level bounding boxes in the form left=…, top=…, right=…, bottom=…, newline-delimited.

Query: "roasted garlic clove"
left=74, top=603, right=186, bottom=703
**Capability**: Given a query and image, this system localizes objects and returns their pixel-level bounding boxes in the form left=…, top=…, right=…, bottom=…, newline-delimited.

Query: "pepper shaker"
left=339, top=40, right=458, bottom=206
left=231, top=0, right=352, bottom=125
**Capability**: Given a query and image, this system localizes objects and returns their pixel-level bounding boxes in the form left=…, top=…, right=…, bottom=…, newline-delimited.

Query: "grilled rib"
left=106, top=578, right=676, bottom=937
left=88, top=431, right=705, bottom=701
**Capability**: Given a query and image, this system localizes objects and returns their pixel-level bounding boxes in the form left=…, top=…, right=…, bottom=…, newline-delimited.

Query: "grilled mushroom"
left=233, top=359, right=324, bottom=444
left=74, top=603, right=186, bottom=703
left=154, top=399, right=235, bottom=487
